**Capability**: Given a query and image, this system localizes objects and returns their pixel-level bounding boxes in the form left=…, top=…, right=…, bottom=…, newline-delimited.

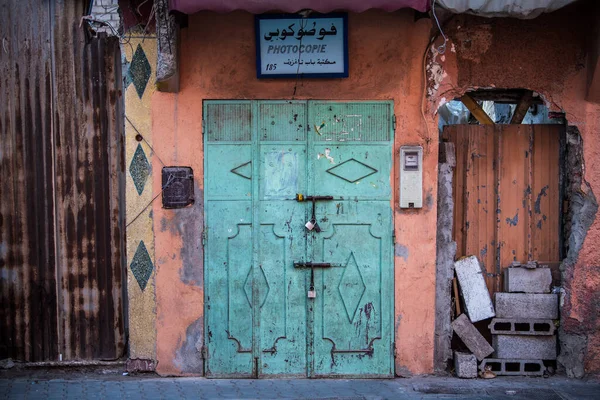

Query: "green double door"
left=204, top=101, right=394, bottom=378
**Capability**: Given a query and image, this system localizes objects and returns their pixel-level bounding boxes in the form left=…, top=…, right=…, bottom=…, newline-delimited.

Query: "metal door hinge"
left=392, top=229, right=396, bottom=245
left=201, top=230, right=207, bottom=246
left=392, top=114, right=397, bottom=132
left=200, top=346, right=207, bottom=359
left=202, top=119, right=206, bottom=134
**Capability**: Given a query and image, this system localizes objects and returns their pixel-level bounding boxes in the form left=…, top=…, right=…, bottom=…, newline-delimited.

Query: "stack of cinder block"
left=480, top=262, right=558, bottom=376
left=452, top=256, right=495, bottom=378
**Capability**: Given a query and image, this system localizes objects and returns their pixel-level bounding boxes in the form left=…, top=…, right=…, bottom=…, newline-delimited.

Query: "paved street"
left=0, top=375, right=599, bottom=399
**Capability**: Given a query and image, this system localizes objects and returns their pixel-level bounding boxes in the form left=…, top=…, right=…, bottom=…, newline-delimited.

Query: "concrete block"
left=454, top=351, right=477, bottom=378
left=493, top=335, right=557, bottom=360
left=504, top=267, right=552, bottom=293
left=454, top=256, right=495, bottom=322
left=452, top=314, right=494, bottom=361
left=488, top=318, right=556, bottom=335
left=495, top=293, right=558, bottom=319
left=480, top=358, right=546, bottom=376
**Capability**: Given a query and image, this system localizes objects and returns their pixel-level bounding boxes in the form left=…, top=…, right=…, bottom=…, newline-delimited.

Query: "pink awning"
left=169, top=0, right=430, bottom=14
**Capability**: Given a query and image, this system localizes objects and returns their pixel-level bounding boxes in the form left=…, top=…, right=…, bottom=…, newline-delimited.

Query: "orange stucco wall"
left=152, top=9, right=438, bottom=376
left=431, top=4, right=600, bottom=376
left=150, top=3, right=600, bottom=376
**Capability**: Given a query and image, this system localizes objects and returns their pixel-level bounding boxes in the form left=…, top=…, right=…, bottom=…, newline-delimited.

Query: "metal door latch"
left=295, top=194, right=334, bottom=202
left=293, top=262, right=332, bottom=268
left=294, top=262, right=333, bottom=299
left=296, top=194, right=333, bottom=233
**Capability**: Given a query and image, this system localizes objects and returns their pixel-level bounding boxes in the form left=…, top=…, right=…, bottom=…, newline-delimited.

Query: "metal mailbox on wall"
left=162, top=166, right=195, bottom=208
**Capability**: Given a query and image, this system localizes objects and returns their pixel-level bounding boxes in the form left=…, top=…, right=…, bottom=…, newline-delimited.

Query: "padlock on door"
left=308, top=267, right=316, bottom=298
left=305, top=218, right=321, bottom=232
left=302, top=197, right=325, bottom=233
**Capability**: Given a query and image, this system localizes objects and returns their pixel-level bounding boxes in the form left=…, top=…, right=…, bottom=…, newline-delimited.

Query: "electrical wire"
left=292, top=16, right=309, bottom=98
left=85, top=0, right=148, bottom=52
left=431, top=0, right=447, bottom=54
left=420, top=41, right=432, bottom=152
left=420, top=3, right=454, bottom=152
left=126, top=174, right=175, bottom=228
left=125, top=116, right=167, bottom=167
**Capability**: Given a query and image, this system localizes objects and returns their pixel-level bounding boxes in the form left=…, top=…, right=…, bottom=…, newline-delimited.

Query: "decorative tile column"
left=123, top=33, right=158, bottom=370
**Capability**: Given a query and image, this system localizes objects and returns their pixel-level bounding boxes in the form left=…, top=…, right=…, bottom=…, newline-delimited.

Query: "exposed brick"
left=126, top=358, right=156, bottom=372
left=454, top=351, right=477, bottom=378
left=94, top=13, right=112, bottom=22
left=494, top=293, right=558, bottom=319
left=504, top=267, right=552, bottom=293
left=452, top=314, right=494, bottom=361
left=488, top=318, right=556, bottom=335
left=493, top=335, right=557, bottom=360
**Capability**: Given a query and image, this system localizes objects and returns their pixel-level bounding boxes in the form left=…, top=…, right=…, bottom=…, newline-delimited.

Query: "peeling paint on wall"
left=174, top=317, right=204, bottom=373
left=395, top=243, right=409, bottom=261
left=505, top=211, right=519, bottom=227
left=160, top=185, right=204, bottom=287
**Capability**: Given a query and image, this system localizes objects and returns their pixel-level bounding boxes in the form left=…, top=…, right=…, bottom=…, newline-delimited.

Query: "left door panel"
left=205, top=102, right=255, bottom=377
left=204, top=101, right=309, bottom=378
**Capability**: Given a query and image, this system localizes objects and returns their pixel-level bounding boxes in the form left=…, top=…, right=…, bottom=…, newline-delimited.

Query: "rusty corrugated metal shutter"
left=0, top=0, right=126, bottom=362
left=0, top=0, right=58, bottom=361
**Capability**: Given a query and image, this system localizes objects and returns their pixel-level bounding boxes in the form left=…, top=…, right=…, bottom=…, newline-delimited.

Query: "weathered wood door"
left=443, top=125, right=562, bottom=296
left=204, top=101, right=394, bottom=378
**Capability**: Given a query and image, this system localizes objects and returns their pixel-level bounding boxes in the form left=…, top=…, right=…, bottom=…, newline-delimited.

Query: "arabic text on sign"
left=263, top=22, right=338, bottom=41
left=283, top=59, right=337, bottom=66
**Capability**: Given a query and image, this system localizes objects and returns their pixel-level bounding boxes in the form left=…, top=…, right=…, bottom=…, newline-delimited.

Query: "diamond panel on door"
left=309, top=101, right=394, bottom=377
left=258, top=101, right=308, bottom=377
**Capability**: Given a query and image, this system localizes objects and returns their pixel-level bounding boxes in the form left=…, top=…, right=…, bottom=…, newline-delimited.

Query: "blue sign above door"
left=255, top=14, right=348, bottom=78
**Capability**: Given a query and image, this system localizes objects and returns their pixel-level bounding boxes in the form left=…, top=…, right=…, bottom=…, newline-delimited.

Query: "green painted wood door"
left=204, top=100, right=393, bottom=378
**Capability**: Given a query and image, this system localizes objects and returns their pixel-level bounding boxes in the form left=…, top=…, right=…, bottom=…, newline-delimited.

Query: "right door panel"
left=308, top=101, right=394, bottom=377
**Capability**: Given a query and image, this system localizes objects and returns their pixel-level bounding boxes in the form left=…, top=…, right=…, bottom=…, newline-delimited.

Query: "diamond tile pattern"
left=338, top=252, right=366, bottom=322
left=129, top=144, right=151, bottom=195
left=326, top=158, right=378, bottom=183
left=130, top=241, right=153, bottom=291
left=128, top=44, right=151, bottom=99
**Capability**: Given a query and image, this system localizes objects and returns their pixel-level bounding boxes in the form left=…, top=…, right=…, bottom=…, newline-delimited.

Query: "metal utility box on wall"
left=399, top=146, right=423, bottom=208
left=162, top=166, right=195, bottom=209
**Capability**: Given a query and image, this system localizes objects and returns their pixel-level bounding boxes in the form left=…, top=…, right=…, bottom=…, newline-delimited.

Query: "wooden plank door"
left=443, top=125, right=562, bottom=296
